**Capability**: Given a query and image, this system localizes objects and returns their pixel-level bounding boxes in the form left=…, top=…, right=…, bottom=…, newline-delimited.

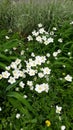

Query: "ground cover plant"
left=0, top=0, right=73, bottom=130
left=0, top=21, right=73, bottom=130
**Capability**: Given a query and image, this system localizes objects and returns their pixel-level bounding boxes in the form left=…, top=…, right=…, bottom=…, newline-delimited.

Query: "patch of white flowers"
left=27, top=24, right=54, bottom=45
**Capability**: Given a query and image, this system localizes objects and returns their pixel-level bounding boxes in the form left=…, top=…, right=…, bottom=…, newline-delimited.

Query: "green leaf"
left=8, top=98, right=30, bottom=116
left=6, top=79, right=22, bottom=91
left=7, top=92, right=34, bottom=113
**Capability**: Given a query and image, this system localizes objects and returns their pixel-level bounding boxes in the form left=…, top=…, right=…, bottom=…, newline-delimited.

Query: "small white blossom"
left=35, top=83, right=49, bottom=93
left=56, top=105, right=62, bottom=114
left=10, top=62, right=17, bottom=69
left=2, top=71, right=10, bottom=79
left=70, top=21, right=73, bottom=25
left=27, top=35, right=33, bottom=41
left=38, top=23, right=43, bottom=28
left=32, top=30, right=39, bottom=36
left=15, top=59, right=21, bottom=65
left=57, top=49, right=61, bottom=53
left=23, top=95, right=27, bottom=98
left=58, top=38, right=63, bottom=43
left=35, top=84, right=45, bottom=93
left=50, top=31, right=54, bottom=35
left=15, top=87, right=19, bottom=91
left=39, top=28, right=45, bottom=34
left=0, top=107, right=2, bottom=111
left=13, top=47, right=17, bottom=50
left=47, top=37, right=54, bottom=43
left=52, top=27, right=57, bottom=31
left=4, top=49, right=8, bottom=52
left=38, top=72, right=44, bottom=78
left=42, top=36, right=47, bottom=41
left=42, top=67, right=51, bottom=75
left=61, top=125, right=66, bottom=130
left=5, top=36, right=10, bottom=39
left=31, top=52, right=35, bottom=57
left=27, top=81, right=33, bottom=86
left=5, top=66, right=11, bottom=70
left=20, top=50, right=25, bottom=55
left=44, top=40, right=49, bottom=45
left=16, top=113, right=20, bottom=119
left=68, top=52, right=71, bottom=55
left=46, top=53, right=50, bottom=57
left=53, top=52, right=58, bottom=57
left=8, top=76, right=16, bottom=84
left=36, top=36, right=42, bottom=43
left=65, top=74, right=72, bottom=82
left=19, top=81, right=25, bottom=88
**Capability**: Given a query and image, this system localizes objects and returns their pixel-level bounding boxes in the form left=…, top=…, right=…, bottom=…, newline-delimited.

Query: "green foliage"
left=0, top=0, right=73, bottom=34
left=0, top=2, right=73, bottom=129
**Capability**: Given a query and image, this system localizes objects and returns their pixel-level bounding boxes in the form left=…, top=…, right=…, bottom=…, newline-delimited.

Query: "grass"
left=0, top=0, right=73, bottom=33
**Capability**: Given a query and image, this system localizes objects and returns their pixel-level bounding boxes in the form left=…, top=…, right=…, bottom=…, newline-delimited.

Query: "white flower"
left=42, top=67, right=51, bottom=75
left=61, top=125, right=66, bottom=130
left=36, top=36, right=42, bottom=43
left=18, top=63, right=22, bottom=69
left=27, top=81, right=33, bottom=86
left=15, top=58, right=21, bottom=65
left=42, top=83, right=49, bottom=93
left=31, top=52, right=35, bottom=57
left=46, top=53, right=50, bottom=57
left=20, top=128, right=23, bottom=130
left=20, top=50, right=25, bottom=55
left=38, top=72, right=44, bottom=78
left=15, top=87, right=19, bottom=91
left=10, top=62, right=17, bottom=69
left=52, top=27, right=57, bottom=31
left=4, top=49, right=8, bottom=52
left=53, top=52, right=58, bottom=57
left=44, top=40, right=49, bottom=45
left=47, top=37, right=54, bottom=43
left=70, top=21, right=73, bottom=25
left=68, top=52, right=71, bottom=55
left=32, top=30, right=39, bottom=36
left=65, top=74, right=72, bottom=82
left=12, top=69, right=20, bottom=79
left=28, top=69, right=36, bottom=76
left=27, top=35, right=33, bottom=41
left=38, top=23, right=43, bottom=28
left=35, top=84, right=45, bottom=93
left=35, top=83, right=49, bottom=93
left=56, top=105, right=62, bottom=114
left=39, top=28, right=45, bottom=34
left=41, top=56, right=46, bottom=63
left=5, top=66, right=11, bottom=70
left=0, top=107, right=2, bottom=111
left=2, top=71, right=10, bottom=79
left=57, top=49, right=61, bottom=53
left=23, top=95, right=27, bottom=98
left=19, top=81, right=25, bottom=88
left=5, top=36, right=10, bottom=39
left=16, top=113, right=20, bottom=119
left=58, top=38, right=63, bottom=43
left=19, top=71, right=25, bottom=78
left=13, top=47, right=17, bottom=50
left=50, top=31, right=54, bottom=35
left=29, top=86, right=34, bottom=90
left=42, top=36, right=47, bottom=41
left=0, top=74, right=2, bottom=79
left=8, top=76, right=16, bottom=84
